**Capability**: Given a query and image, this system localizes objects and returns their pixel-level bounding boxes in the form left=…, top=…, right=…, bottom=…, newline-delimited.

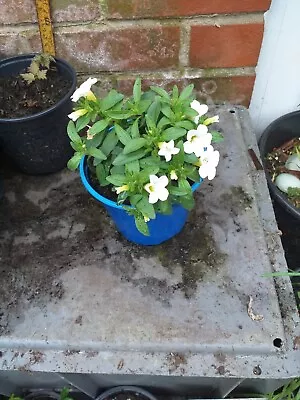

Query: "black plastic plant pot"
left=96, top=386, right=158, bottom=400
left=24, top=391, right=60, bottom=400
left=259, top=110, right=300, bottom=221
left=0, top=54, right=77, bottom=175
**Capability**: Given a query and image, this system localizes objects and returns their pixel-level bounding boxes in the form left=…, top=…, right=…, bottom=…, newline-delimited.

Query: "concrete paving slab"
left=0, top=106, right=299, bottom=379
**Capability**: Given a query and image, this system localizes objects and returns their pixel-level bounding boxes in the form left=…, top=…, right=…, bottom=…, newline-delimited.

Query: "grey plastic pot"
left=96, top=386, right=158, bottom=400
left=259, top=110, right=300, bottom=221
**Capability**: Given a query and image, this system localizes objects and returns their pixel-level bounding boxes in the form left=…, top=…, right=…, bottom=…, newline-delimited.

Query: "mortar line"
left=76, top=67, right=256, bottom=79
left=0, top=12, right=265, bottom=33
left=178, top=22, right=191, bottom=68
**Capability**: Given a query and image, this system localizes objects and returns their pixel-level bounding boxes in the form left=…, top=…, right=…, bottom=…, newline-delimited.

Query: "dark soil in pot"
left=0, top=69, right=72, bottom=118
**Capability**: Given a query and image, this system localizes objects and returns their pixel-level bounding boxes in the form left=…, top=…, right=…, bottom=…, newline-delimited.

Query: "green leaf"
left=136, top=197, right=156, bottom=219
left=86, top=131, right=106, bottom=149
left=179, top=178, right=192, bottom=194
left=112, top=148, right=148, bottom=165
left=138, top=99, right=152, bottom=114
left=161, top=104, right=175, bottom=120
left=131, top=119, right=140, bottom=139
left=130, top=194, right=143, bottom=206
left=123, top=137, right=147, bottom=154
left=140, top=155, right=160, bottom=168
left=169, top=185, right=187, bottom=196
left=177, top=194, right=195, bottom=210
left=139, top=166, right=159, bottom=182
left=106, top=174, right=127, bottom=186
left=157, top=199, right=172, bottom=215
left=179, top=84, right=194, bottom=101
left=147, top=100, right=161, bottom=124
left=184, top=153, right=198, bottom=164
left=187, top=167, right=200, bottom=182
left=211, top=130, right=224, bottom=143
left=134, top=214, right=150, bottom=236
left=101, top=131, right=119, bottom=156
left=133, top=78, right=142, bottom=103
left=67, top=152, right=82, bottom=170
left=71, top=141, right=84, bottom=152
left=76, top=113, right=90, bottom=131
left=157, top=116, right=171, bottom=130
left=106, top=110, right=134, bottom=120
left=114, top=124, right=131, bottom=145
left=67, top=120, right=82, bottom=144
left=175, top=120, right=194, bottom=130
left=101, top=89, right=124, bottom=111
left=88, top=120, right=109, bottom=135
left=126, top=160, right=140, bottom=173
left=96, top=163, right=109, bottom=186
left=172, top=85, right=179, bottom=101
left=161, top=127, right=186, bottom=141
left=150, top=86, right=170, bottom=100
left=184, top=107, right=198, bottom=119
left=87, top=147, right=107, bottom=161
left=110, top=165, right=125, bottom=175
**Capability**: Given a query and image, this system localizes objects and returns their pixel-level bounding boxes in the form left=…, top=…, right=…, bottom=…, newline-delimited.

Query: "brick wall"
left=0, top=0, right=271, bottom=106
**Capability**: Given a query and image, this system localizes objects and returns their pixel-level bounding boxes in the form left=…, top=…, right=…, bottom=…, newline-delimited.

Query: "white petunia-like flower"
left=68, top=108, right=88, bottom=121
left=71, top=77, right=98, bottom=102
left=183, top=124, right=212, bottom=157
left=198, top=147, right=220, bottom=180
left=158, top=140, right=180, bottom=162
left=144, top=175, right=169, bottom=204
left=170, top=170, right=178, bottom=180
left=203, top=115, right=219, bottom=126
left=190, top=100, right=209, bottom=124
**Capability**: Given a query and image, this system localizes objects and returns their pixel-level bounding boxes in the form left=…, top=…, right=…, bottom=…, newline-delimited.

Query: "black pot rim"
left=259, top=110, right=300, bottom=220
left=0, top=53, right=77, bottom=123
left=96, top=386, right=158, bottom=400
left=24, top=390, right=60, bottom=400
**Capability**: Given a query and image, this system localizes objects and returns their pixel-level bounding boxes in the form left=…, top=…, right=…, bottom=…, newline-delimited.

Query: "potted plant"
left=259, top=111, right=300, bottom=221
left=67, top=78, right=222, bottom=245
left=96, top=386, right=158, bottom=400
left=0, top=53, right=76, bottom=174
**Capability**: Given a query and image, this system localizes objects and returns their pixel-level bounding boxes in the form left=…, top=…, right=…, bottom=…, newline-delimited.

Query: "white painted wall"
left=249, top=0, right=300, bottom=138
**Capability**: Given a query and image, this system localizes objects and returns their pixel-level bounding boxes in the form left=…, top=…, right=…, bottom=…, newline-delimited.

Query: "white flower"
left=144, top=175, right=169, bottom=204
left=198, top=147, right=220, bottom=180
left=170, top=170, right=178, bottom=180
left=116, top=184, right=129, bottom=194
left=203, top=115, right=219, bottom=126
left=71, top=77, right=98, bottom=102
left=183, top=124, right=212, bottom=157
left=190, top=100, right=208, bottom=124
left=68, top=108, right=88, bottom=121
left=158, top=140, right=180, bottom=162
left=144, top=216, right=150, bottom=223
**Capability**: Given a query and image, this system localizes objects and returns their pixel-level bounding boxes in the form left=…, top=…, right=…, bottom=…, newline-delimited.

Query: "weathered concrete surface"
left=0, top=107, right=299, bottom=380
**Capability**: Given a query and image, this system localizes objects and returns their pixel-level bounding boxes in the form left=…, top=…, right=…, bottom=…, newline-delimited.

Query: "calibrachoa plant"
left=67, top=78, right=223, bottom=235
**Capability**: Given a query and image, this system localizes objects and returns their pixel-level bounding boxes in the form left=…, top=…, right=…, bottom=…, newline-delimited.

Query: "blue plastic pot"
left=79, top=156, right=202, bottom=245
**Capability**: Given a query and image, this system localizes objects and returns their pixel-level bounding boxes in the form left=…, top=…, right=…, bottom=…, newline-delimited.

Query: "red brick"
left=190, top=24, right=264, bottom=68
left=193, top=75, right=255, bottom=107
left=0, top=0, right=100, bottom=25
left=0, top=0, right=36, bottom=24
left=51, top=0, right=100, bottom=23
left=107, top=0, right=271, bottom=19
left=115, top=75, right=255, bottom=107
left=0, top=31, right=41, bottom=57
left=55, top=27, right=180, bottom=72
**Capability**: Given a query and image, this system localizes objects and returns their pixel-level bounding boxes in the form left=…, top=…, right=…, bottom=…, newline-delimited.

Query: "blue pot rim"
left=79, top=155, right=202, bottom=210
